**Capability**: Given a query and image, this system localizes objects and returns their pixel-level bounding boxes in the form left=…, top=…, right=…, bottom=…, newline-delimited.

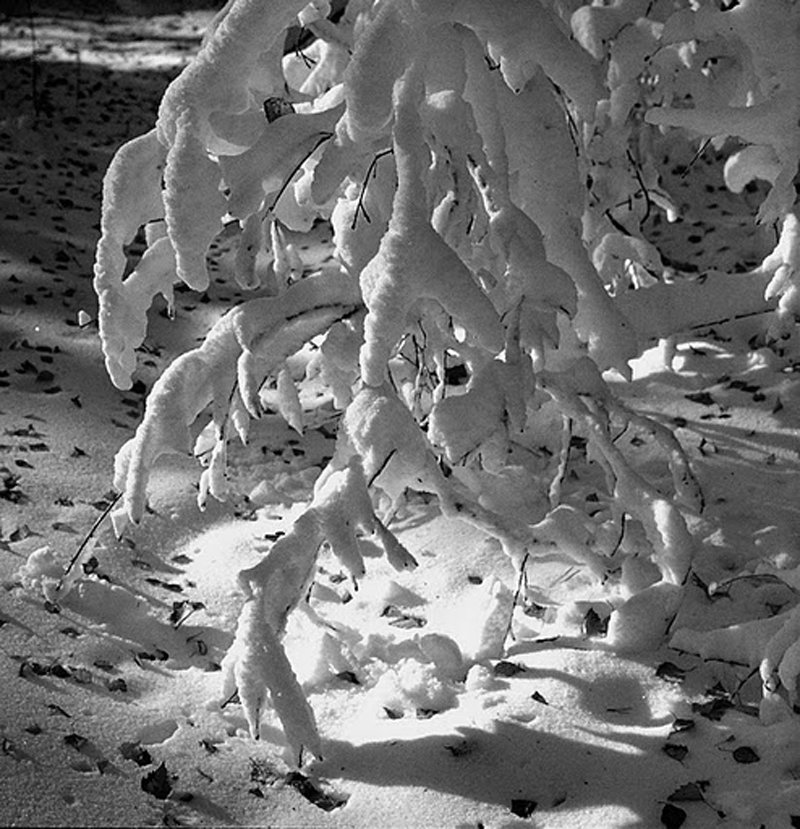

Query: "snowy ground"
left=1, top=8, right=800, bottom=829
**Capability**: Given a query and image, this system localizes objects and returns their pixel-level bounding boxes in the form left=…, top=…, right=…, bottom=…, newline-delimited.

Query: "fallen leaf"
left=141, top=762, right=172, bottom=800
left=383, top=707, right=403, bottom=720
left=668, top=781, right=709, bottom=803
left=732, top=746, right=760, bottom=764
left=582, top=607, right=608, bottom=637
left=416, top=708, right=440, bottom=719
left=120, top=742, right=152, bottom=766
left=661, top=802, right=687, bottom=828
left=334, top=670, right=360, bottom=685
left=663, top=744, right=688, bottom=762
left=64, top=733, right=89, bottom=751
left=510, top=799, right=538, bottom=818
left=670, top=718, right=695, bottom=735
left=493, top=661, right=527, bottom=677
left=656, top=662, right=687, bottom=683
left=685, top=391, right=716, bottom=406
left=693, top=697, right=733, bottom=721
left=284, top=771, right=348, bottom=812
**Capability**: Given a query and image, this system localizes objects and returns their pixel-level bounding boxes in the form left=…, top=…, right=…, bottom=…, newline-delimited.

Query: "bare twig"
left=351, top=148, right=393, bottom=230
left=56, top=492, right=122, bottom=591
left=548, top=416, right=572, bottom=508
left=504, top=552, right=530, bottom=647
left=263, top=132, right=334, bottom=219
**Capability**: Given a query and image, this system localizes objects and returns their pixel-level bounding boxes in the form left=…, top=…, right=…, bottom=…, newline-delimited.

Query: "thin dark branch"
left=681, top=138, right=712, bottom=179
left=368, top=449, right=397, bottom=488
left=626, top=149, right=652, bottom=225
left=56, top=491, right=123, bottom=591
left=264, top=132, right=334, bottom=219
left=351, top=148, right=393, bottom=230
left=504, top=552, right=529, bottom=647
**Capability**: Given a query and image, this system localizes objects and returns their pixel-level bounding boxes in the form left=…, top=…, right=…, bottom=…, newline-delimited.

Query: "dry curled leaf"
left=141, top=762, right=172, bottom=799
left=661, top=803, right=687, bottom=828
left=510, top=799, right=538, bottom=818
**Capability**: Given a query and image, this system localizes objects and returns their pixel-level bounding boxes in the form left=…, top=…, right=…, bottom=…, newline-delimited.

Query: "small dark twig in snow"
left=56, top=491, right=123, bottom=593
left=503, top=552, right=529, bottom=646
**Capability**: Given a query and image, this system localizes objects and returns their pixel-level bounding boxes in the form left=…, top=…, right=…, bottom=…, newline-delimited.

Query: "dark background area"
left=3, top=0, right=222, bottom=18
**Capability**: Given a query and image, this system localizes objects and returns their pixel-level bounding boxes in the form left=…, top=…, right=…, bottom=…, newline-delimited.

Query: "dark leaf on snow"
left=171, top=554, right=192, bottom=565
left=732, top=746, right=760, bottom=764
left=510, top=799, right=538, bottom=818
left=82, top=556, right=99, bottom=575
left=693, top=697, right=733, bottom=721
left=685, top=391, right=716, bottom=406
left=671, top=718, right=695, bottom=735
left=531, top=690, right=549, bottom=705
left=663, top=743, right=688, bottom=762
left=71, top=667, right=93, bottom=684
left=656, top=662, right=686, bottom=683
left=334, top=670, right=360, bottom=685
left=284, top=771, right=348, bottom=812
left=382, top=605, right=426, bottom=628
left=64, top=733, right=88, bottom=751
left=661, top=803, right=687, bottom=828
left=668, top=781, right=709, bottom=803
left=9, top=524, right=33, bottom=541
left=582, top=607, right=609, bottom=637
left=383, top=707, right=403, bottom=720
left=250, top=757, right=281, bottom=786
left=416, top=708, right=439, bottom=719
left=137, top=648, right=169, bottom=662
left=46, top=703, right=71, bottom=718
left=141, top=762, right=172, bottom=799
left=443, top=740, right=472, bottom=757
left=493, top=660, right=527, bottom=677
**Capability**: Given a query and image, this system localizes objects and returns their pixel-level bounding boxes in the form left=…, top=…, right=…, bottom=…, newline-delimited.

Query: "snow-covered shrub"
left=88, top=0, right=799, bottom=761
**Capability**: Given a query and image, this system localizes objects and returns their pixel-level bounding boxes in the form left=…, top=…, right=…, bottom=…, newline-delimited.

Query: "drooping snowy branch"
left=93, top=129, right=169, bottom=390
left=86, top=0, right=800, bottom=758
left=111, top=272, right=361, bottom=533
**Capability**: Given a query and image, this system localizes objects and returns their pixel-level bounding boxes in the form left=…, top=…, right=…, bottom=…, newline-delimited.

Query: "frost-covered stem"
left=391, top=60, right=430, bottom=227
left=549, top=415, right=573, bottom=509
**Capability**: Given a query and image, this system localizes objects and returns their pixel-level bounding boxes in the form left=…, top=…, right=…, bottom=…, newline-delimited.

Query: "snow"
left=1, top=5, right=800, bottom=829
